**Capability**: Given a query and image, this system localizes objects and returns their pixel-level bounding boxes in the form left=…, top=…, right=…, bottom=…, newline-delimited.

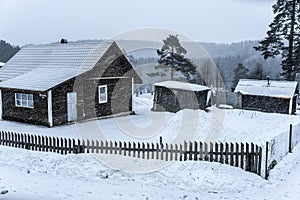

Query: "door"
left=67, top=92, right=77, bottom=122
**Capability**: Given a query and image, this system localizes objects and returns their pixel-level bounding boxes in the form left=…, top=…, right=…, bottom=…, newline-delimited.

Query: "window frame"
left=98, top=85, right=108, bottom=104
left=15, top=93, right=34, bottom=108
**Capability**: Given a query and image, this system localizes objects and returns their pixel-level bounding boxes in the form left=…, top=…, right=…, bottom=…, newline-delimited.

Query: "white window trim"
left=15, top=93, right=34, bottom=108
left=98, top=85, right=108, bottom=104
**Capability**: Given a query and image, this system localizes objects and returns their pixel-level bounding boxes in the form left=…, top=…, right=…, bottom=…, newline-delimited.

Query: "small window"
left=15, top=93, right=34, bottom=108
left=98, top=85, right=108, bottom=104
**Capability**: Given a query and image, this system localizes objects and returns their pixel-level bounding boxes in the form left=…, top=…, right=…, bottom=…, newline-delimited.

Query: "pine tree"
left=233, top=63, right=249, bottom=88
left=249, top=63, right=267, bottom=80
left=0, top=40, right=20, bottom=62
left=254, top=0, right=300, bottom=81
left=156, top=34, right=196, bottom=82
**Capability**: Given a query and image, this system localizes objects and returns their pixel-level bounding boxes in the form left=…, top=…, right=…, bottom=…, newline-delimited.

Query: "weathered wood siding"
left=51, top=77, right=132, bottom=126
left=1, top=90, right=48, bottom=125
left=77, top=77, right=132, bottom=121
left=241, top=95, right=291, bottom=114
left=0, top=42, right=140, bottom=127
left=52, top=79, right=75, bottom=126
left=50, top=43, right=136, bottom=126
left=292, top=95, right=297, bottom=114
left=153, top=86, right=209, bottom=112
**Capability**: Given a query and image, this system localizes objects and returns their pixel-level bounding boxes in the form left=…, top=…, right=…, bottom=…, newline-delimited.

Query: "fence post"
left=265, top=141, right=269, bottom=180
left=220, top=143, right=224, bottom=163
left=133, top=142, right=136, bottom=157
left=289, top=124, right=293, bottom=153
left=230, top=143, right=234, bottom=166
left=160, top=137, right=163, bottom=160
left=189, top=142, right=193, bottom=160
left=142, top=142, right=145, bottom=159
left=204, top=142, right=208, bottom=161
left=240, top=143, right=244, bottom=169
left=184, top=141, right=188, bottom=161
left=119, top=141, right=122, bottom=155
left=194, top=141, right=198, bottom=161
left=245, top=143, right=250, bottom=171
left=258, top=146, right=262, bottom=176
left=147, top=143, right=150, bottom=159
left=235, top=143, right=239, bottom=167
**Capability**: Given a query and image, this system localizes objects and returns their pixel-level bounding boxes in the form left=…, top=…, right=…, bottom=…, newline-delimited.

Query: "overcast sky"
left=0, top=0, right=275, bottom=46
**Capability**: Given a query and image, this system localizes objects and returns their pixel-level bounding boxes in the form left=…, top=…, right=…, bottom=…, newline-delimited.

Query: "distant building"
left=152, top=81, right=210, bottom=112
left=234, top=79, right=298, bottom=114
left=0, top=40, right=142, bottom=127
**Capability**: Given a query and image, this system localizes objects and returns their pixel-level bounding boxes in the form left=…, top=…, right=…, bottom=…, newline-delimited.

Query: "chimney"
left=60, top=39, right=68, bottom=44
left=267, top=76, right=270, bottom=86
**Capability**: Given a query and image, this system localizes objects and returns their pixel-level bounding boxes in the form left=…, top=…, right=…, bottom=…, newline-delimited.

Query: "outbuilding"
left=234, top=79, right=298, bottom=114
left=152, top=81, right=210, bottom=112
left=0, top=40, right=142, bottom=126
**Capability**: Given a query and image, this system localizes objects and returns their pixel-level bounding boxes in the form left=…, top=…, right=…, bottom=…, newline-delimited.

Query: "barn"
left=0, top=40, right=142, bottom=127
left=234, top=79, right=298, bottom=114
left=152, top=81, right=210, bottom=112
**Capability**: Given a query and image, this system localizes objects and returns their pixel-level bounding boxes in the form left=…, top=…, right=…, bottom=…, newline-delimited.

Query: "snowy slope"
left=1, top=144, right=300, bottom=199
left=0, top=145, right=265, bottom=200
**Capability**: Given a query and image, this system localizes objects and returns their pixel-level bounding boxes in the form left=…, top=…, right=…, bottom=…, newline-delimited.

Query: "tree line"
left=0, top=40, right=20, bottom=63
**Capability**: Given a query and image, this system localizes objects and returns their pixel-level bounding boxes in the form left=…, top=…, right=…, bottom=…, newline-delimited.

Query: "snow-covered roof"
left=0, top=40, right=114, bottom=91
left=0, top=68, right=79, bottom=91
left=0, top=62, right=5, bottom=67
left=234, top=79, right=298, bottom=98
left=154, top=81, right=210, bottom=92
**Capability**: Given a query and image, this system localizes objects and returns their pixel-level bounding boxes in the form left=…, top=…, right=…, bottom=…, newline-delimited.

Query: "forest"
left=0, top=40, right=20, bottom=63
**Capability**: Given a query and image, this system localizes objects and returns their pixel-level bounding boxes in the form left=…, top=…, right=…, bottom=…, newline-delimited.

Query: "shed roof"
left=154, top=81, right=210, bottom=92
left=234, top=79, right=298, bottom=98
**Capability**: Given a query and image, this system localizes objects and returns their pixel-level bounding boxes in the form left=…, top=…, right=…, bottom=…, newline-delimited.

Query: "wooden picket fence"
left=0, top=131, right=262, bottom=176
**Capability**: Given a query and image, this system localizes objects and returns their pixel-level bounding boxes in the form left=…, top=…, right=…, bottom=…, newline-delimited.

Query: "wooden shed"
left=234, top=79, right=298, bottom=114
left=152, top=81, right=210, bottom=112
left=0, top=40, right=142, bottom=127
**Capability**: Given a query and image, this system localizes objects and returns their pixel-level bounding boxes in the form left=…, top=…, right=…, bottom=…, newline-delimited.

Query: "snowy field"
left=1, top=94, right=300, bottom=199
left=1, top=143, right=300, bottom=199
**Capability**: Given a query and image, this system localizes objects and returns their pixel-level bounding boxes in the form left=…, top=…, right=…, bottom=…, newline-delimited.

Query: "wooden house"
left=152, top=81, right=210, bottom=112
left=0, top=40, right=142, bottom=127
left=234, top=79, right=298, bottom=114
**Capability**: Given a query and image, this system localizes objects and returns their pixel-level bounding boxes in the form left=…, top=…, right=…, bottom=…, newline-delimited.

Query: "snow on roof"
left=0, top=62, right=5, bottom=66
left=154, top=81, right=210, bottom=92
left=0, top=68, right=79, bottom=91
left=0, top=40, right=113, bottom=81
left=234, top=79, right=298, bottom=98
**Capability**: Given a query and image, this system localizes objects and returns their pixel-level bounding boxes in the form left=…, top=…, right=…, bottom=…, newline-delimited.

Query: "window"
left=98, top=85, right=108, bottom=104
left=15, top=93, right=34, bottom=108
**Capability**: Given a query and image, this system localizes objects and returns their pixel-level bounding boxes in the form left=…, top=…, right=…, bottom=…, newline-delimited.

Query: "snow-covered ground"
left=1, top=93, right=300, bottom=199
left=0, top=94, right=299, bottom=145
left=1, top=142, right=300, bottom=199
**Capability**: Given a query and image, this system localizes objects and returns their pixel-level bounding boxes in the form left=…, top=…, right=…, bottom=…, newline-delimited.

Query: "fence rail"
left=0, top=131, right=262, bottom=176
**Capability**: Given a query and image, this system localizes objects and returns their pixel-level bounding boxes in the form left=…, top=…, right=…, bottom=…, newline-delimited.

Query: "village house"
left=234, top=79, right=298, bottom=114
left=152, top=81, right=210, bottom=112
left=0, top=40, right=142, bottom=127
